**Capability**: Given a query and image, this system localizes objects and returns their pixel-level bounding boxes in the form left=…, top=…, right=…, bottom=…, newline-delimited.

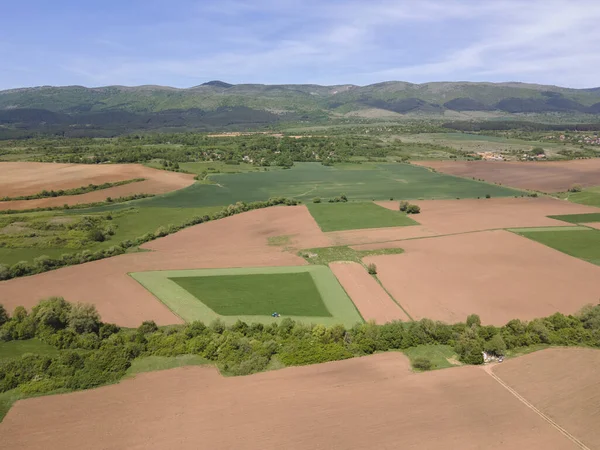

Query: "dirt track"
left=413, top=159, right=600, bottom=193
left=329, top=262, right=409, bottom=323
left=0, top=162, right=194, bottom=210
left=365, top=230, right=600, bottom=325
left=0, top=352, right=579, bottom=450
left=493, top=348, right=600, bottom=449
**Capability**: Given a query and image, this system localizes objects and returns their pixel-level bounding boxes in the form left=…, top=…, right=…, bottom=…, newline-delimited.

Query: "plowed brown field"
left=0, top=162, right=194, bottom=210
left=365, top=230, right=600, bottom=325
left=0, top=353, right=578, bottom=450
left=413, top=159, right=600, bottom=193
left=0, top=206, right=322, bottom=326
left=329, top=262, right=409, bottom=323
left=493, top=348, right=600, bottom=449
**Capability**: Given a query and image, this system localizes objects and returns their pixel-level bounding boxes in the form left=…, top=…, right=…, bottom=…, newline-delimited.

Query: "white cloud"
left=39, top=0, right=600, bottom=87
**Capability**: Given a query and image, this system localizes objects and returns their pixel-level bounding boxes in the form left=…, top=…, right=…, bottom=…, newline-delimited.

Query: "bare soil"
left=0, top=162, right=194, bottom=210
left=375, top=197, right=599, bottom=236
left=364, top=230, right=600, bottom=325
left=493, top=348, right=600, bottom=449
left=0, top=207, right=321, bottom=326
left=329, top=262, right=409, bottom=323
left=583, top=222, right=600, bottom=230
left=413, top=159, right=600, bottom=193
left=0, top=353, right=577, bottom=450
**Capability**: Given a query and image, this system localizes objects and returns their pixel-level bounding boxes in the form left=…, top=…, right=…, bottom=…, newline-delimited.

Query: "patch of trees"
left=0, top=198, right=300, bottom=281
left=0, top=179, right=145, bottom=202
left=399, top=201, right=420, bottom=214
left=443, top=121, right=600, bottom=132
left=1, top=299, right=599, bottom=402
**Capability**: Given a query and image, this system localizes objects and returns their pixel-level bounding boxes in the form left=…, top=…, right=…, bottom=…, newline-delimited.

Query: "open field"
left=365, top=230, right=600, bottom=325
left=140, top=162, right=522, bottom=208
left=559, top=185, right=600, bottom=208
left=493, top=348, right=600, bottom=449
left=515, top=228, right=600, bottom=266
left=306, top=201, right=417, bottom=232
left=0, top=162, right=194, bottom=211
left=329, top=262, right=409, bottom=323
left=0, top=352, right=582, bottom=450
left=131, top=266, right=362, bottom=327
left=2, top=196, right=600, bottom=327
left=414, top=159, right=600, bottom=193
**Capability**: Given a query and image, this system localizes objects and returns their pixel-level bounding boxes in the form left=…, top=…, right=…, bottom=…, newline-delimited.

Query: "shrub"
left=569, top=184, right=583, bottom=193
left=406, top=204, right=420, bottom=214
left=68, top=303, right=101, bottom=334
left=399, top=200, right=409, bottom=212
left=312, top=197, right=321, bottom=203
left=484, top=334, right=507, bottom=356
left=367, top=263, right=377, bottom=275
left=412, top=357, right=433, bottom=371
left=0, top=305, right=9, bottom=326
left=466, top=314, right=481, bottom=328
left=87, top=229, right=105, bottom=242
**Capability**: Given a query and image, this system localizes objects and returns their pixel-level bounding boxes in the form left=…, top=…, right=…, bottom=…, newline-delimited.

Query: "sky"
left=2, top=0, right=600, bottom=90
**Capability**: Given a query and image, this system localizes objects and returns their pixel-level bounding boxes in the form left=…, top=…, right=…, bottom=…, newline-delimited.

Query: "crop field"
left=140, top=162, right=522, bottom=208
left=559, top=185, right=600, bottom=207
left=1, top=351, right=590, bottom=450
left=414, top=159, right=600, bottom=193
left=515, top=228, right=600, bottom=265
left=306, top=201, right=418, bottom=232
left=0, top=162, right=194, bottom=210
left=130, top=266, right=363, bottom=327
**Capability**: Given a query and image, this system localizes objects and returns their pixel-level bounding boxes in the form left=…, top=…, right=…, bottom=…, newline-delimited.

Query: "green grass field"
left=125, top=355, right=210, bottom=378
left=306, top=202, right=418, bottom=232
left=549, top=212, right=600, bottom=224
left=171, top=272, right=331, bottom=317
left=138, top=162, right=522, bottom=208
left=131, top=265, right=363, bottom=327
left=515, top=229, right=600, bottom=266
left=300, top=246, right=404, bottom=265
left=558, top=186, right=600, bottom=208
left=0, top=339, right=58, bottom=359
left=402, top=345, right=460, bottom=371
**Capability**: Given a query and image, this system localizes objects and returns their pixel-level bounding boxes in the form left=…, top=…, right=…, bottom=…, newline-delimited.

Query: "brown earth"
left=0, top=162, right=194, bottom=210
left=413, top=159, right=600, bottom=193
left=329, top=262, right=409, bottom=323
left=0, top=353, right=578, bottom=450
left=493, top=348, right=600, bottom=449
left=583, top=222, right=600, bottom=230
left=0, top=206, right=323, bottom=326
left=364, top=230, right=600, bottom=325
left=375, top=197, right=599, bottom=236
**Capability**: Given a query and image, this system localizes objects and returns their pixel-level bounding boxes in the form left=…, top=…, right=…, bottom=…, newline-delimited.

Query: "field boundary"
left=482, top=365, right=590, bottom=450
left=130, top=265, right=364, bottom=327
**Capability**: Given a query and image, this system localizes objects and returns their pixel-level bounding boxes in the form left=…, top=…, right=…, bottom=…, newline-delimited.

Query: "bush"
left=68, top=303, right=101, bottom=334
left=312, top=197, right=321, bottom=203
left=484, top=334, right=506, bottom=356
left=412, top=357, right=433, bottom=371
left=399, top=200, right=409, bottom=212
left=569, top=184, right=583, bottom=193
left=485, top=194, right=491, bottom=199
left=87, top=229, right=105, bottom=242
left=367, top=263, right=377, bottom=275
left=406, top=204, right=420, bottom=214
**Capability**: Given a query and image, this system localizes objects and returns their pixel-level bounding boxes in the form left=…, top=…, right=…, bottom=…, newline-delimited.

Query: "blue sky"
left=2, top=0, right=600, bottom=89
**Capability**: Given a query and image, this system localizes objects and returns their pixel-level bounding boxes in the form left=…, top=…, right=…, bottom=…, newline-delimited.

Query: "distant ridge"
left=1, top=80, right=600, bottom=138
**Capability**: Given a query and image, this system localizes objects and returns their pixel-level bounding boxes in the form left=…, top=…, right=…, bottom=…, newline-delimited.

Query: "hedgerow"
left=0, top=197, right=300, bottom=281
left=1, top=299, right=599, bottom=402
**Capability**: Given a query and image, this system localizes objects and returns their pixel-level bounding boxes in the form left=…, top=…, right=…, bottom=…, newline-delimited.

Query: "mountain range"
left=1, top=81, right=600, bottom=137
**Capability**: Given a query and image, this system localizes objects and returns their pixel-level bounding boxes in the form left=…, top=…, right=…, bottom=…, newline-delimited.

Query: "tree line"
left=1, top=298, right=599, bottom=402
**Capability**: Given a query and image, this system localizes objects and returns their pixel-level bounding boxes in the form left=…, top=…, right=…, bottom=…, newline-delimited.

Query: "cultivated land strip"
left=482, top=365, right=590, bottom=450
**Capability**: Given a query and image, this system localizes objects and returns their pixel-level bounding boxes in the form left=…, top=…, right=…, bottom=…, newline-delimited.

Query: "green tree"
left=485, top=334, right=507, bottom=356
left=466, top=314, right=481, bottom=328
left=68, top=303, right=101, bottom=334
left=0, top=304, right=9, bottom=326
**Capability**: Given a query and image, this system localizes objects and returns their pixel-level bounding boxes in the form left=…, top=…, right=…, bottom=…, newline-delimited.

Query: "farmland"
left=306, top=201, right=418, bottom=232
left=131, top=266, right=363, bottom=327
left=1, top=131, right=600, bottom=449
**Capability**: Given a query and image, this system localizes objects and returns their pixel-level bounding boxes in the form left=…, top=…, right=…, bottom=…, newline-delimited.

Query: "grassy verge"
left=125, top=355, right=210, bottom=378
left=300, top=246, right=404, bottom=265
left=0, top=339, right=58, bottom=359
left=402, top=345, right=461, bottom=371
